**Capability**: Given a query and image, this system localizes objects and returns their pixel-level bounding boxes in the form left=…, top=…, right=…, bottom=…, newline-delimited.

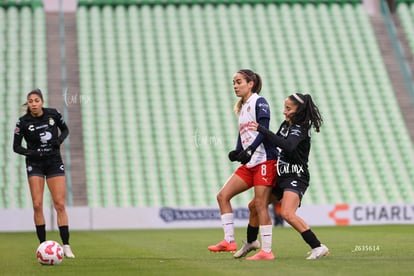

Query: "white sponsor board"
left=0, top=203, right=413, bottom=232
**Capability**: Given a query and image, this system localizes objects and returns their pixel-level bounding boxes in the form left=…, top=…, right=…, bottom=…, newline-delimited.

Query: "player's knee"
left=280, top=210, right=295, bottom=223
left=253, top=197, right=267, bottom=211
left=216, top=191, right=228, bottom=205
left=248, top=199, right=256, bottom=212
left=53, top=201, right=66, bottom=213
left=32, top=201, right=43, bottom=213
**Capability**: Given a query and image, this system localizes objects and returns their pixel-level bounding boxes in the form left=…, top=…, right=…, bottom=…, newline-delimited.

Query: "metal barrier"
left=381, top=0, right=414, bottom=107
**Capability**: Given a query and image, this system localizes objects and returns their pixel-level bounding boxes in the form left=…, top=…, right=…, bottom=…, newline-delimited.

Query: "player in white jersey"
left=208, top=69, right=278, bottom=260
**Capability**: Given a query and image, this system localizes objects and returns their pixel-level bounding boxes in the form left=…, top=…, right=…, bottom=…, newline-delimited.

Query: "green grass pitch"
left=1, top=225, right=413, bottom=276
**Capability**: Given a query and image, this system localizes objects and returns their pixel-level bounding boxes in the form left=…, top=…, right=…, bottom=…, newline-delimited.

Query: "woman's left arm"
left=56, top=111, right=69, bottom=144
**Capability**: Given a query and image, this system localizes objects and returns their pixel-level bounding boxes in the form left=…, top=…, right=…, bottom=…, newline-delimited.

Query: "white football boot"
left=306, top=244, right=329, bottom=260
left=63, top=244, right=75, bottom=258
left=233, top=240, right=260, bottom=258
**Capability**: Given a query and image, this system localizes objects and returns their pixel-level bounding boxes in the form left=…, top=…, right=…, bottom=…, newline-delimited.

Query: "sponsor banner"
left=158, top=204, right=414, bottom=227
left=331, top=204, right=414, bottom=225
left=0, top=203, right=413, bottom=232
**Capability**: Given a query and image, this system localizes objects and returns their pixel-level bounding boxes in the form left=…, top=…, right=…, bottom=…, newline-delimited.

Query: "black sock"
left=247, top=224, right=259, bottom=243
left=59, top=225, right=70, bottom=245
left=301, top=229, right=321, bottom=249
left=36, top=224, right=46, bottom=244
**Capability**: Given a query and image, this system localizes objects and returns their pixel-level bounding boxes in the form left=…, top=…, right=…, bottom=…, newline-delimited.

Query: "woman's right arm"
left=256, top=124, right=304, bottom=154
left=13, top=121, right=33, bottom=156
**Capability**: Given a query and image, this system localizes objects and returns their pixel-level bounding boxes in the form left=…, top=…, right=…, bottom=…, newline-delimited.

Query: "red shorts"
left=235, top=160, right=277, bottom=187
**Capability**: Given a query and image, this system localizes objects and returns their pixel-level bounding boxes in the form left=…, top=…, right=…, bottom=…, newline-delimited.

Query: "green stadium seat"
left=0, top=4, right=48, bottom=208
left=74, top=1, right=414, bottom=209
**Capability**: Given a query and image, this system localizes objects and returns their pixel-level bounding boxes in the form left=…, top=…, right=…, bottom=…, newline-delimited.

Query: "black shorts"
left=25, top=155, right=65, bottom=179
left=272, top=177, right=308, bottom=202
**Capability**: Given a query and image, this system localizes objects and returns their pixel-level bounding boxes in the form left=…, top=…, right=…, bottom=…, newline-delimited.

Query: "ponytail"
left=233, top=99, right=243, bottom=115
left=289, top=93, right=323, bottom=132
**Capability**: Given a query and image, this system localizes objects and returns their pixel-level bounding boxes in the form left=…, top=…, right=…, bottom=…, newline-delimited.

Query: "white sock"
left=221, top=213, right=234, bottom=243
left=260, top=225, right=273, bottom=253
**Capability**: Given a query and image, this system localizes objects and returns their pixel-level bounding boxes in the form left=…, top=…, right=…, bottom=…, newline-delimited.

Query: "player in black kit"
left=13, top=89, right=75, bottom=258
left=234, top=93, right=329, bottom=260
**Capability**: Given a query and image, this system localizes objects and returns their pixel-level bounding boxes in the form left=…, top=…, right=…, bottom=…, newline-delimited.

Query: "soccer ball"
left=36, top=240, right=64, bottom=265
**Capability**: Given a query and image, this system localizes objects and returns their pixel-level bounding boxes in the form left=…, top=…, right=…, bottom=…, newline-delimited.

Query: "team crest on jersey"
left=49, top=117, right=55, bottom=126
left=247, top=106, right=251, bottom=112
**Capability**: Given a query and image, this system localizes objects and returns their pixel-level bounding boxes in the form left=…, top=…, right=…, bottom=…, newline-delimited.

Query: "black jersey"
left=258, top=121, right=310, bottom=181
left=13, top=108, right=69, bottom=161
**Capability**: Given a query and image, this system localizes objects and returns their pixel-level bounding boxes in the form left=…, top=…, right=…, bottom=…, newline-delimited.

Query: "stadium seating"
left=76, top=1, right=414, bottom=207
left=0, top=4, right=48, bottom=209
left=1, top=1, right=414, bottom=209
left=0, top=0, right=43, bottom=8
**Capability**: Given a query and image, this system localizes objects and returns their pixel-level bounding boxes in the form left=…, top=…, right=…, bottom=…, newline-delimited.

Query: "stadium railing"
left=0, top=0, right=42, bottom=8
left=77, top=0, right=362, bottom=7
left=381, top=0, right=414, bottom=108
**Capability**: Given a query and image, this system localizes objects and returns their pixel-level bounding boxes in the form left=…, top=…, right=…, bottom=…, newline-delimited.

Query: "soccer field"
left=1, top=225, right=413, bottom=276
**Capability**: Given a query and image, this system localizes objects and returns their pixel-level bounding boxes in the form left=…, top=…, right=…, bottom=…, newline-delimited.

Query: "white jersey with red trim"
left=238, top=93, right=274, bottom=168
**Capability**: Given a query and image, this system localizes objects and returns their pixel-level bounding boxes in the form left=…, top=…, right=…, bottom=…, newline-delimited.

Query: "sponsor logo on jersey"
left=29, top=124, right=48, bottom=131
left=258, top=102, right=269, bottom=113
left=280, top=126, right=289, bottom=137
left=40, top=131, right=53, bottom=144
left=290, top=128, right=302, bottom=136
left=36, top=124, right=49, bottom=130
